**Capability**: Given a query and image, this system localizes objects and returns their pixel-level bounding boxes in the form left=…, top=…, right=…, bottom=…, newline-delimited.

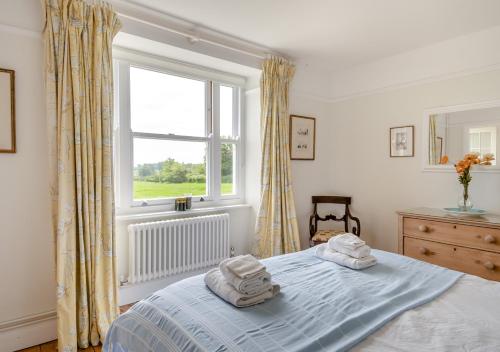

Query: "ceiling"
left=123, top=0, right=500, bottom=71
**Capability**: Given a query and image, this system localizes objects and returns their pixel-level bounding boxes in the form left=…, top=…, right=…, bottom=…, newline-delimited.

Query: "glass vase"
left=457, top=186, right=473, bottom=211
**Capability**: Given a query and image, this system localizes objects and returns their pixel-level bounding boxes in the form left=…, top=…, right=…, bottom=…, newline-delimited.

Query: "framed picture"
left=290, top=115, right=316, bottom=160
left=390, top=125, right=414, bottom=157
left=0, top=68, right=15, bottom=153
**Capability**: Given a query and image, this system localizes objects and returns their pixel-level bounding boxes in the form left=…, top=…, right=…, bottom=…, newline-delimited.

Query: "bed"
left=104, top=247, right=500, bottom=351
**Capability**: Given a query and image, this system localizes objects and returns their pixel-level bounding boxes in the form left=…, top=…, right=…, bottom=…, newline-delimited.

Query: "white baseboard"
left=0, top=311, right=56, bottom=352
left=119, top=267, right=213, bottom=305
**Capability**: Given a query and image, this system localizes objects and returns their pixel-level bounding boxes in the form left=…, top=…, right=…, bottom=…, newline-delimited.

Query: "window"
left=219, top=85, right=238, bottom=195
left=114, top=56, right=243, bottom=209
left=468, top=126, right=497, bottom=165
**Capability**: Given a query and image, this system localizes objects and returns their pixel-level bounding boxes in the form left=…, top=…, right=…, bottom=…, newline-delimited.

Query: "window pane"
left=480, top=132, right=492, bottom=151
left=220, top=85, right=234, bottom=138
left=133, top=138, right=207, bottom=200
left=469, top=132, right=480, bottom=150
left=221, top=143, right=235, bottom=195
left=130, top=67, right=206, bottom=136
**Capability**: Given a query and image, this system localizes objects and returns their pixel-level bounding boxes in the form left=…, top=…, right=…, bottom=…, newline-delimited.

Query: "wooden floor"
left=18, top=341, right=101, bottom=352
left=17, top=304, right=135, bottom=352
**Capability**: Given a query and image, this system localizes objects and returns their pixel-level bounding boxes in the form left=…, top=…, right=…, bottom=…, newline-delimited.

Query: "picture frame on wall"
left=0, top=68, right=15, bottom=153
left=290, top=115, right=316, bottom=160
left=390, top=125, right=414, bottom=157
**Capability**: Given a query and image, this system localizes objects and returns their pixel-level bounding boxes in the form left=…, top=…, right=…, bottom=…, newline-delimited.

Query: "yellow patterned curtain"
left=429, top=114, right=438, bottom=164
left=255, top=57, right=301, bottom=258
left=43, top=0, right=121, bottom=350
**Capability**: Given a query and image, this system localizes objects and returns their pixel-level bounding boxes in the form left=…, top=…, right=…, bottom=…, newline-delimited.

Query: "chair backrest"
left=312, top=196, right=351, bottom=205
left=309, top=195, right=361, bottom=238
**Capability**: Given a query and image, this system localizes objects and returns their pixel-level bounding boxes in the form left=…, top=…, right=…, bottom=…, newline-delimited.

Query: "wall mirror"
left=423, top=100, right=500, bottom=172
left=0, top=68, right=15, bottom=153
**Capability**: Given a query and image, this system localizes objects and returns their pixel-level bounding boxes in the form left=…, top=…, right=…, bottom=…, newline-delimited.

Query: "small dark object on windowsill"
left=175, top=197, right=187, bottom=211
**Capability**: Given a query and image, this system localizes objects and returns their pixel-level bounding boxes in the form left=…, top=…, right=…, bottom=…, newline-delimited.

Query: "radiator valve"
left=119, top=275, right=128, bottom=286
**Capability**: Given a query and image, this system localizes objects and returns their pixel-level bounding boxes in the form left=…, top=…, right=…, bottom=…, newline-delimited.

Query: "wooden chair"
left=309, top=196, right=361, bottom=246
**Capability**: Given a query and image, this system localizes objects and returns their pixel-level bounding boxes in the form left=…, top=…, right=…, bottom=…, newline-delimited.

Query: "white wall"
left=329, top=25, right=500, bottom=101
left=0, top=1, right=56, bottom=350
left=0, top=28, right=53, bottom=321
left=327, top=69, right=500, bottom=252
left=289, top=93, right=334, bottom=248
left=243, top=24, right=500, bottom=254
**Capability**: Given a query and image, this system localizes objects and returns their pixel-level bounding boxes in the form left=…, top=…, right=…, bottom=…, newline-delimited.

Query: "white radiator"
left=128, top=213, right=230, bottom=284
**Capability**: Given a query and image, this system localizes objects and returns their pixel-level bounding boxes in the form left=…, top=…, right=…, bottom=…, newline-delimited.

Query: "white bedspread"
left=354, top=274, right=500, bottom=351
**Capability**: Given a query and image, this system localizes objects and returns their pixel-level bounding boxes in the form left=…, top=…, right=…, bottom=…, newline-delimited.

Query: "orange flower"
left=440, top=155, right=449, bottom=164
left=452, top=152, right=494, bottom=174
left=465, top=152, right=480, bottom=160
left=482, top=153, right=495, bottom=162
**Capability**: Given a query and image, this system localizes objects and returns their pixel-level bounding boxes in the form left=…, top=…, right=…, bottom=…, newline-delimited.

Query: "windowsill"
left=115, top=203, right=251, bottom=222
left=422, top=164, right=500, bottom=173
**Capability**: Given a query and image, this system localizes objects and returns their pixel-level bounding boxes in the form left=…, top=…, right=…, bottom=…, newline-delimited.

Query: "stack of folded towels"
left=315, top=233, right=377, bottom=270
left=204, top=254, right=280, bottom=308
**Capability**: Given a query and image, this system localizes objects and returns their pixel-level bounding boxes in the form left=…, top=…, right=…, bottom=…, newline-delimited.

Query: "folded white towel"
left=204, top=268, right=280, bottom=307
left=220, top=262, right=271, bottom=295
left=221, top=254, right=266, bottom=279
left=315, top=243, right=377, bottom=270
left=329, top=241, right=371, bottom=259
left=329, top=233, right=365, bottom=250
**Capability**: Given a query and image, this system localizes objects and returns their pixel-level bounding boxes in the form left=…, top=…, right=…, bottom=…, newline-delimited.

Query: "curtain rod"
left=117, top=12, right=269, bottom=60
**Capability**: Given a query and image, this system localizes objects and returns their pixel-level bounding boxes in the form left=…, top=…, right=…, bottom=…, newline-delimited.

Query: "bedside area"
left=398, top=207, right=500, bottom=281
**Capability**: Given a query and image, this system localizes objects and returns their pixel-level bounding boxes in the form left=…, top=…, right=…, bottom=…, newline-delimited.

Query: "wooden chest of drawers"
left=398, top=208, right=500, bottom=281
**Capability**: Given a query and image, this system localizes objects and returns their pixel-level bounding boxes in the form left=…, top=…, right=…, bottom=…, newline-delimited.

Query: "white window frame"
left=113, top=50, right=245, bottom=213
left=466, top=125, right=497, bottom=165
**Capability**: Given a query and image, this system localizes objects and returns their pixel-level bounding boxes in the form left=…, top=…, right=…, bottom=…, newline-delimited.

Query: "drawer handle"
left=484, top=235, right=496, bottom=244
left=418, top=225, right=429, bottom=233
left=419, top=247, right=429, bottom=255
left=483, top=261, right=496, bottom=271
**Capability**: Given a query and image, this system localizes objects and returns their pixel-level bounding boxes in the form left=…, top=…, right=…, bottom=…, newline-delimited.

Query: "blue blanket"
left=104, top=248, right=462, bottom=352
